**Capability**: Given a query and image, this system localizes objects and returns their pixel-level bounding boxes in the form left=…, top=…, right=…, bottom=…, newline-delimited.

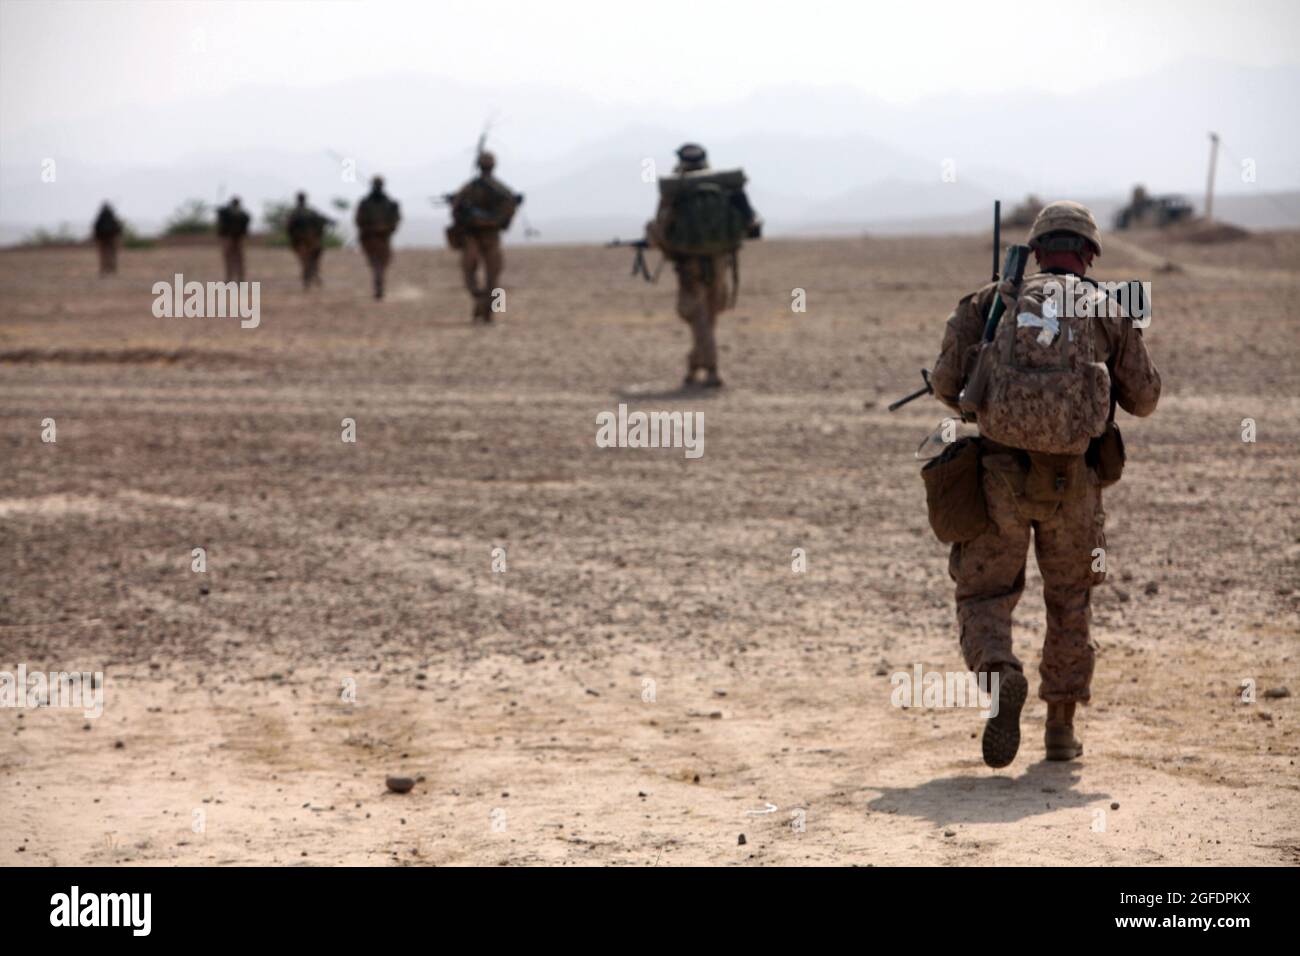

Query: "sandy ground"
left=1, top=231, right=1297, bottom=866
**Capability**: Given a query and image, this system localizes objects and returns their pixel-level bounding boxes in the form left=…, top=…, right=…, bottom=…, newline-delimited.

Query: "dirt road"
left=1, top=232, right=1297, bottom=865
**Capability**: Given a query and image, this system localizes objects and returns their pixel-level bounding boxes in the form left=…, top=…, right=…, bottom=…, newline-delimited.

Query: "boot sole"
left=982, top=670, right=1028, bottom=769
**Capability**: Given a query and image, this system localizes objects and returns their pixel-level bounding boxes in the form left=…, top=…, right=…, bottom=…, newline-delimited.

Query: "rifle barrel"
left=992, top=200, right=1001, bottom=282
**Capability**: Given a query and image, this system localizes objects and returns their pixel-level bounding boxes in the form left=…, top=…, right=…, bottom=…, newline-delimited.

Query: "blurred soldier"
left=92, top=202, right=123, bottom=275
left=446, top=151, right=522, bottom=322
left=286, top=192, right=329, bottom=290
left=354, top=176, right=401, bottom=299
left=216, top=196, right=251, bottom=282
left=646, top=143, right=760, bottom=388
left=930, top=200, right=1162, bottom=768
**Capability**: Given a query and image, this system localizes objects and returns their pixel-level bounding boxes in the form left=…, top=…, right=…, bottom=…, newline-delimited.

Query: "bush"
left=122, top=226, right=156, bottom=249
left=20, top=223, right=78, bottom=246
left=165, top=199, right=213, bottom=236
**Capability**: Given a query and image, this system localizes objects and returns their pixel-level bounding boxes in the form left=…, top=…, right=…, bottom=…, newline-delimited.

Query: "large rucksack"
left=975, top=273, right=1111, bottom=455
left=659, top=169, right=749, bottom=257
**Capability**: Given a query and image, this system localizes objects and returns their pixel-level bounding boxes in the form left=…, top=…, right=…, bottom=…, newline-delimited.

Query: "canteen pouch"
left=1087, top=421, right=1126, bottom=488
left=921, top=437, right=989, bottom=544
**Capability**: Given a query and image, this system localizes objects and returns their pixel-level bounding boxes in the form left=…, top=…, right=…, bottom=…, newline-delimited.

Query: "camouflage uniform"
left=216, top=198, right=250, bottom=282
left=286, top=194, right=327, bottom=289
left=451, top=153, right=518, bottom=322
left=92, top=204, right=122, bottom=276
left=355, top=177, right=400, bottom=299
left=931, top=210, right=1161, bottom=712
left=647, top=143, right=757, bottom=387
left=669, top=251, right=731, bottom=377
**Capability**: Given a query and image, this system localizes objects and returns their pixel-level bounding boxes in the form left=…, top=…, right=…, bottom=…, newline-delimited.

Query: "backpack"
left=287, top=207, right=325, bottom=240
left=454, top=177, right=517, bottom=231
left=976, top=273, right=1111, bottom=455
left=217, top=206, right=249, bottom=237
left=357, top=195, right=398, bottom=233
left=93, top=210, right=120, bottom=239
left=659, top=169, right=748, bottom=256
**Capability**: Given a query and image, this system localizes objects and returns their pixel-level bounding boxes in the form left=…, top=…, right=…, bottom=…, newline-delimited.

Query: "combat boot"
left=1045, top=702, right=1084, bottom=760
left=981, top=665, right=1028, bottom=769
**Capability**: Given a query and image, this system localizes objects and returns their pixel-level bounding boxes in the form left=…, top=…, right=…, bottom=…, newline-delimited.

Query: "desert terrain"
left=1, top=230, right=1297, bottom=866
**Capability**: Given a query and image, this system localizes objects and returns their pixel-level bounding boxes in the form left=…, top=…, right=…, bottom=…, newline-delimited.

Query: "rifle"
left=888, top=201, right=1027, bottom=414
left=888, top=369, right=932, bottom=412
left=957, top=241, right=1030, bottom=417
left=607, top=238, right=658, bottom=282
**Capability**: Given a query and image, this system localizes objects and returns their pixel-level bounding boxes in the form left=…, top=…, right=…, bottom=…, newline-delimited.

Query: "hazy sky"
left=3, top=0, right=1299, bottom=131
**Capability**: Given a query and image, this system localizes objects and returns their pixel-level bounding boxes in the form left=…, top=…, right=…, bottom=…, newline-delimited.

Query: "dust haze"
left=0, top=0, right=1297, bottom=869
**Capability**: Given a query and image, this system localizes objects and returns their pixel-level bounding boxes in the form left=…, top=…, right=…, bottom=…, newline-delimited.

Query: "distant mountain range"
left=3, top=58, right=1298, bottom=245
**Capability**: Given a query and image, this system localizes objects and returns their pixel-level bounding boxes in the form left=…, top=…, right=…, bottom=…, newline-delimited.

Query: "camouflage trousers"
left=674, top=255, right=732, bottom=374
left=96, top=239, right=118, bottom=275
left=222, top=237, right=245, bottom=282
left=359, top=231, right=393, bottom=295
left=292, top=236, right=323, bottom=288
left=460, top=229, right=503, bottom=319
left=948, top=453, right=1106, bottom=703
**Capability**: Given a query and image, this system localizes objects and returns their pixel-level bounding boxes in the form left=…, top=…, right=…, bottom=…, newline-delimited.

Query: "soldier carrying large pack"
left=286, top=192, right=330, bottom=290
left=92, top=202, right=123, bottom=276
left=355, top=176, right=401, bottom=300
left=216, top=196, right=251, bottom=282
left=646, top=143, right=760, bottom=388
left=445, top=151, right=522, bottom=323
left=925, top=200, right=1161, bottom=769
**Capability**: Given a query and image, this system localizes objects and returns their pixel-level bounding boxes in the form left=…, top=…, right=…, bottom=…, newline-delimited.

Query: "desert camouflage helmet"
left=477, top=151, right=496, bottom=171
left=1028, top=200, right=1102, bottom=256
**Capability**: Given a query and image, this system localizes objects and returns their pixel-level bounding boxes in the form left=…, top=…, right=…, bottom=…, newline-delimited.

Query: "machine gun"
left=607, top=237, right=659, bottom=283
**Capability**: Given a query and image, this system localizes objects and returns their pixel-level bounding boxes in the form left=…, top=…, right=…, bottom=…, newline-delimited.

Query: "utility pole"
left=1205, top=132, right=1220, bottom=222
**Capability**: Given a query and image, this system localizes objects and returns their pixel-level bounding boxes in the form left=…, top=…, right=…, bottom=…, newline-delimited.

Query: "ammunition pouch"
left=1025, top=452, right=1087, bottom=504
left=445, top=224, right=467, bottom=250
left=921, top=437, right=989, bottom=544
left=982, top=449, right=1085, bottom=522
left=1087, top=421, right=1126, bottom=488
